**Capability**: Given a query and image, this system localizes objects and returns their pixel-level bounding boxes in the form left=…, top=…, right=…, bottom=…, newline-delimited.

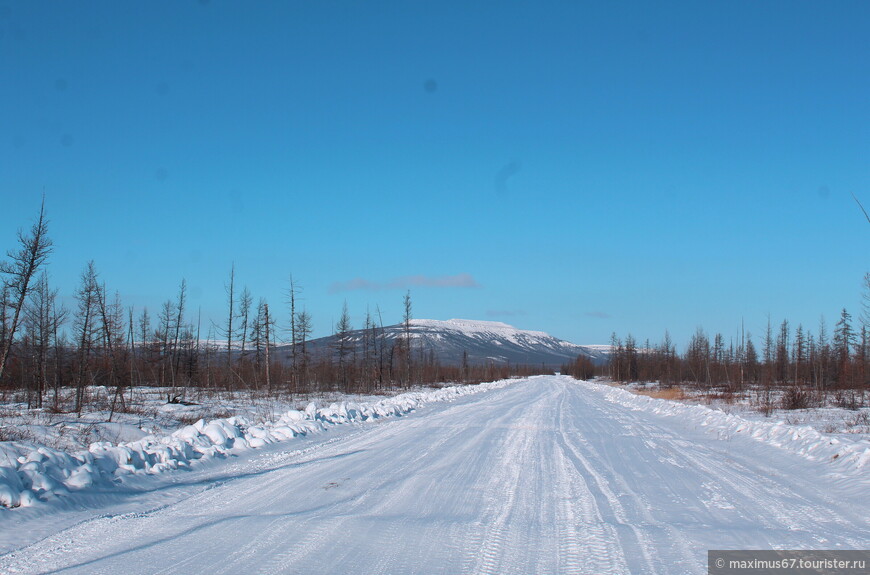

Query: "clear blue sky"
left=1, top=1, right=868, bottom=348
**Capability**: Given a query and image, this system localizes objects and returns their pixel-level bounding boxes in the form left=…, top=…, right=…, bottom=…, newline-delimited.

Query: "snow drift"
left=0, top=380, right=512, bottom=509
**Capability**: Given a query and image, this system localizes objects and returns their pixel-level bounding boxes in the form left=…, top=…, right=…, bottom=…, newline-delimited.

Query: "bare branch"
left=852, top=192, right=870, bottom=224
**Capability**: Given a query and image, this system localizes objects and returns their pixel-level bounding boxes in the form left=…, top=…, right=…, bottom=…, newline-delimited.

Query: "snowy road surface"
left=1, top=376, right=867, bottom=574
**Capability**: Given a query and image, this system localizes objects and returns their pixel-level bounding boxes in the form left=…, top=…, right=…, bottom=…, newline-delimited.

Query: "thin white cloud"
left=584, top=311, right=611, bottom=319
left=388, top=273, right=480, bottom=289
left=329, top=273, right=480, bottom=294
left=328, top=278, right=380, bottom=293
left=486, top=309, right=526, bottom=318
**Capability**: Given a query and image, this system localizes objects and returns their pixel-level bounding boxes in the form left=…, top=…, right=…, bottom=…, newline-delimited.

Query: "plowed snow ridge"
left=0, top=379, right=512, bottom=508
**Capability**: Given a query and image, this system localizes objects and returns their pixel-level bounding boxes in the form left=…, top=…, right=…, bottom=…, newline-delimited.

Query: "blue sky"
left=1, top=1, right=868, bottom=348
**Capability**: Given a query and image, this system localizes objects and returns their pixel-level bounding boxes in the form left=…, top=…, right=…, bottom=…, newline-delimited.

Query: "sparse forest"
left=0, top=204, right=545, bottom=416
left=565, top=303, right=869, bottom=411
left=4, top=202, right=867, bottom=417
left=571, top=196, right=870, bottom=410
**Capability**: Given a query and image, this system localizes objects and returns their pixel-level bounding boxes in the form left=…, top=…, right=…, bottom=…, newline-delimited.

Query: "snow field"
left=0, top=379, right=512, bottom=509
left=581, top=380, right=870, bottom=477
left=0, top=375, right=867, bottom=574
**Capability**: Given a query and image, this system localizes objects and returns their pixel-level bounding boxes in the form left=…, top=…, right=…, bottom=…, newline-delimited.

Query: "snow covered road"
left=1, top=375, right=867, bottom=574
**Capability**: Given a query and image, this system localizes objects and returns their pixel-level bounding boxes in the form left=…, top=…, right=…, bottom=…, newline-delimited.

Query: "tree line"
left=564, top=305, right=869, bottom=409
left=0, top=202, right=544, bottom=416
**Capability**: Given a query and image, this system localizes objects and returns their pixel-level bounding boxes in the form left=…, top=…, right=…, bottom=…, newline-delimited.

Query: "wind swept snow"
left=1, top=375, right=867, bottom=574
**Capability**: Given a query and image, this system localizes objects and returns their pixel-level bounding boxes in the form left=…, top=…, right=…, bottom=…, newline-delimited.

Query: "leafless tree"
left=50, top=298, right=68, bottom=410
left=0, top=198, right=52, bottom=384
left=223, top=264, right=236, bottom=386
left=98, top=287, right=127, bottom=420
left=362, top=308, right=377, bottom=392
left=170, top=279, right=187, bottom=393
left=834, top=308, right=856, bottom=388
left=237, top=286, right=252, bottom=366
left=334, top=301, right=352, bottom=389
left=21, top=272, right=59, bottom=408
left=403, top=291, right=412, bottom=387
left=249, top=298, right=266, bottom=388
left=138, top=306, right=155, bottom=384
left=852, top=192, right=870, bottom=224
left=286, top=276, right=299, bottom=388
left=264, top=302, right=272, bottom=394
left=72, top=262, right=101, bottom=413
left=861, top=273, right=870, bottom=331
left=295, top=308, right=312, bottom=393
left=157, top=299, right=175, bottom=386
left=376, top=305, right=387, bottom=388
left=0, top=286, right=8, bottom=360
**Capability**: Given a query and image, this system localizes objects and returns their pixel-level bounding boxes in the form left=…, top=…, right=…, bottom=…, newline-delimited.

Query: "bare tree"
left=72, top=262, right=101, bottom=413
left=128, top=307, right=137, bottom=405
left=376, top=305, right=387, bottom=388
left=295, top=308, right=312, bottom=393
left=762, top=316, right=774, bottom=386
left=286, top=276, right=299, bottom=387
left=170, top=279, right=187, bottom=393
left=814, top=316, right=831, bottom=391
left=334, top=301, right=352, bottom=389
left=223, top=264, right=235, bottom=386
left=22, top=272, right=59, bottom=408
left=249, top=298, right=266, bottom=388
left=861, top=272, right=870, bottom=331
left=775, top=319, right=790, bottom=384
left=138, top=307, right=154, bottom=384
left=237, top=286, right=252, bottom=365
left=403, top=291, right=412, bottom=388
left=50, top=297, right=68, bottom=410
left=156, top=299, right=175, bottom=387
left=0, top=285, right=8, bottom=360
left=833, top=308, right=855, bottom=388
left=0, top=198, right=52, bottom=384
left=98, top=288, right=127, bottom=420
left=744, top=334, right=759, bottom=385
left=362, top=307, right=376, bottom=392
left=264, top=302, right=272, bottom=394
left=852, top=192, right=870, bottom=224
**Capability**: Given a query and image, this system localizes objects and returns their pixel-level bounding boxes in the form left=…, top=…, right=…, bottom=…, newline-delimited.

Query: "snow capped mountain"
left=279, top=319, right=607, bottom=367
left=409, top=319, right=552, bottom=341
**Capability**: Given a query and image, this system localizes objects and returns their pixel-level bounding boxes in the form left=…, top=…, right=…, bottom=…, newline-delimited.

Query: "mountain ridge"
left=275, top=318, right=608, bottom=367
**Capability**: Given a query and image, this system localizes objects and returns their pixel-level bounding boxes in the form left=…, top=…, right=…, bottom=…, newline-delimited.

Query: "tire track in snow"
left=555, top=421, right=659, bottom=571
left=468, top=395, right=535, bottom=575
left=564, top=379, right=868, bottom=566
left=551, top=390, right=633, bottom=575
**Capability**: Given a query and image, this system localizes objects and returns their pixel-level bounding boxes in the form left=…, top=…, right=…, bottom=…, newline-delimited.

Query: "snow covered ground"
left=0, top=382, right=512, bottom=510
left=614, top=381, right=870, bottom=437
left=0, top=385, right=447, bottom=452
left=1, top=375, right=868, bottom=574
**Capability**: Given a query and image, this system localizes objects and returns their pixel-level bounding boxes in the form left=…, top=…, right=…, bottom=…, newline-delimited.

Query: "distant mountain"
left=274, top=319, right=608, bottom=367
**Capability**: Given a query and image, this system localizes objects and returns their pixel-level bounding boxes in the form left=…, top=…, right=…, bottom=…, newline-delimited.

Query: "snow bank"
left=0, top=380, right=512, bottom=509
left=581, top=379, right=870, bottom=475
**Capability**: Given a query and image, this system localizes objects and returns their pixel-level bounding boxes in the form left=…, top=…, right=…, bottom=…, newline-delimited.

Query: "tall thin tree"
left=224, top=264, right=235, bottom=387
left=72, top=262, right=101, bottom=413
left=403, top=291, right=413, bottom=388
left=0, top=198, right=52, bottom=384
left=334, top=301, right=352, bottom=389
left=287, top=276, right=299, bottom=387
left=264, top=302, right=272, bottom=394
